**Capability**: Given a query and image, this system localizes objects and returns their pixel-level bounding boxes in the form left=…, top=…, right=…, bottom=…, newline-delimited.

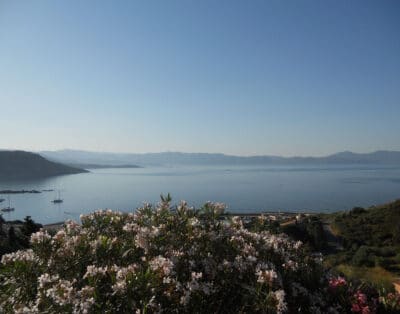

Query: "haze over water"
left=1, top=164, right=400, bottom=224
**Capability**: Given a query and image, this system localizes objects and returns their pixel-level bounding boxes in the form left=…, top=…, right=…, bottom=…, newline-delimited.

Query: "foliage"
left=334, top=200, right=400, bottom=248
left=244, top=214, right=281, bottom=234
left=331, top=200, right=400, bottom=275
left=20, top=216, right=42, bottom=246
left=0, top=215, right=4, bottom=235
left=282, top=216, right=326, bottom=251
left=352, top=246, right=375, bottom=267
left=0, top=216, right=42, bottom=257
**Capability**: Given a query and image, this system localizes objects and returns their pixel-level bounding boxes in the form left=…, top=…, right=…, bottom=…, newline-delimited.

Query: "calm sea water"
left=1, top=165, right=399, bottom=224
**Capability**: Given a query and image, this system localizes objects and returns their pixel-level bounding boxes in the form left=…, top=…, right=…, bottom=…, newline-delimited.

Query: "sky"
left=0, top=0, right=399, bottom=157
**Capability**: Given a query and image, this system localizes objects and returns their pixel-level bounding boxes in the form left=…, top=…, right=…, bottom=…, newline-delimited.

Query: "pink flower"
left=355, top=291, right=367, bottom=305
left=361, top=305, right=371, bottom=314
left=329, top=276, right=347, bottom=289
left=351, top=303, right=361, bottom=312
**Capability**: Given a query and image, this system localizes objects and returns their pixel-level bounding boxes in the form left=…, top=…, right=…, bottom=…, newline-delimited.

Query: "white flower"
left=30, top=229, right=51, bottom=244
left=0, top=202, right=328, bottom=313
left=123, top=222, right=139, bottom=232
left=189, top=217, right=200, bottom=227
left=282, top=259, right=298, bottom=271
left=247, top=255, right=257, bottom=263
left=274, top=290, right=288, bottom=314
left=44, top=279, right=76, bottom=307
left=1, top=249, right=38, bottom=264
left=294, top=241, right=302, bottom=250
left=53, top=229, right=66, bottom=242
left=149, top=256, right=174, bottom=276
left=231, top=216, right=242, bottom=227
left=112, top=281, right=127, bottom=293
left=256, top=269, right=278, bottom=285
left=191, top=272, right=203, bottom=280
left=38, top=273, right=58, bottom=289
left=83, top=265, right=108, bottom=279
left=65, top=220, right=81, bottom=234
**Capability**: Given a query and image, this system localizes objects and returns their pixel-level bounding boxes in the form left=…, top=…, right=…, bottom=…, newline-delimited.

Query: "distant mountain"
left=0, top=151, right=88, bottom=179
left=39, top=149, right=400, bottom=167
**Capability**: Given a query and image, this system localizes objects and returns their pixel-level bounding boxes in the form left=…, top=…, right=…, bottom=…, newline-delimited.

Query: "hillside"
left=323, top=200, right=400, bottom=290
left=333, top=200, right=400, bottom=248
left=0, top=151, right=88, bottom=179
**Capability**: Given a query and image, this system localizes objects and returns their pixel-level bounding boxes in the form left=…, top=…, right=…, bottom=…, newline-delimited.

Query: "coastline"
left=43, top=221, right=65, bottom=231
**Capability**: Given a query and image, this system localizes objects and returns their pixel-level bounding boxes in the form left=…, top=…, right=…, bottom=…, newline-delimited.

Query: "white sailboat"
left=1, top=195, right=15, bottom=212
left=52, top=190, right=63, bottom=204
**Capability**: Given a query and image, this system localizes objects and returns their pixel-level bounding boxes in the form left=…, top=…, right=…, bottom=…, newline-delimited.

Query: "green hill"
left=0, top=151, right=88, bottom=179
left=325, top=200, right=400, bottom=290
left=333, top=200, right=400, bottom=248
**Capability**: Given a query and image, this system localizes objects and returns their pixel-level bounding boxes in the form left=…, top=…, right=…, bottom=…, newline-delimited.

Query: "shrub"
left=352, top=246, right=375, bottom=267
left=350, top=207, right=367, bottom=215
left=376, top=247, right=396, bottom=258
left=0, top=200, right=330, bottom=313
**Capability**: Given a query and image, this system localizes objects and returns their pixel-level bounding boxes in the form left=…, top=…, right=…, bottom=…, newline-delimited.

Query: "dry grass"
left=329, top=223, right=341, bottom=237
left=335, top=264, right=397, bottom=291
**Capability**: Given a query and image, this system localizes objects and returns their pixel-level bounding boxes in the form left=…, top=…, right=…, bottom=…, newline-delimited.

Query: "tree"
left=20, top=216, right=41, bottom=245
left=7, top=226, right=17, bottom=247
left=0, top=214, right=5, bottom=236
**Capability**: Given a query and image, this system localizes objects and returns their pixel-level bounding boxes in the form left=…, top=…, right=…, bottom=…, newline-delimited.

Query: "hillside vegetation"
left=0, top=151, right=87, bottom=179
left=326, top=200, right=400, bottom=289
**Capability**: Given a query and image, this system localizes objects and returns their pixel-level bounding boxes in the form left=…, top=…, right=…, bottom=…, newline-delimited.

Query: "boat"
left=1, top=207, right=14, bottom=212
left=1, top=196, right=15, bottom=212
left=52, top=190, right=63, bottom=204
left=0, top=198, right=5, bottom=203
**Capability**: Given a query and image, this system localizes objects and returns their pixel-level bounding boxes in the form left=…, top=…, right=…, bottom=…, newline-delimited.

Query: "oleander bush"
left=1, top=198, right=399, bottom=313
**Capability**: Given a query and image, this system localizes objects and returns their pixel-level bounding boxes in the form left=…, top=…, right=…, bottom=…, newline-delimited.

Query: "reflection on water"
left=0, top=165, right=399, bottom=224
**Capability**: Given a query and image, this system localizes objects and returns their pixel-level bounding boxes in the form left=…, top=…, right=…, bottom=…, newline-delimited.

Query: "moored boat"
left=1, top=196, right=15, bottom=212
left=52, top=190, right=63, bottom=204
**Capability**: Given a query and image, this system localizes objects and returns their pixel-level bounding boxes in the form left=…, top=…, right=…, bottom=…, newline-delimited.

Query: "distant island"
left=66, top=163, right=142, bottom=170
left=0, top=189, right=54, bottom=194
left=40, top=149, right=400, bottom=167
left=0, top=151, right=88, bottom=179
left=0, top=190, right=41, bottom=194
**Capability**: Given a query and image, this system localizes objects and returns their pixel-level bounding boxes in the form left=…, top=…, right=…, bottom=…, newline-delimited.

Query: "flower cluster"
left=380, top=292, right=400, bottom=312
left=327, top=276, right=400, bottom=314
left=329, top=276, right=347, bottom=290
left=0, top=199, right=399, bottom=313
left=351, top=290, right=375, bottom=313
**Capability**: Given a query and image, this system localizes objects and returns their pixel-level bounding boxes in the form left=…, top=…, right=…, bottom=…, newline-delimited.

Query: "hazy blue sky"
left=0, top=1, right=399, bottom=156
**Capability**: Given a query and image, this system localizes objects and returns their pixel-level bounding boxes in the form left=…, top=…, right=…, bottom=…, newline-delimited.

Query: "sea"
left=1, top=165, right=400, bottom=224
